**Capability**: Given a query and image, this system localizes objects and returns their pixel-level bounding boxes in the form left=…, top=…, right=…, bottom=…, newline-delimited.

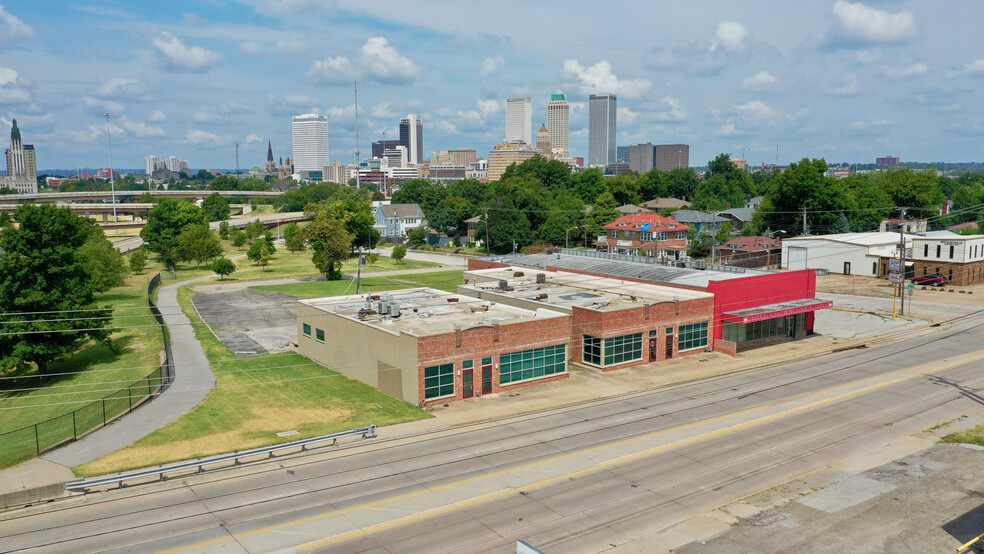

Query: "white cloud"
left=119, top=116, right=166, bottom=138
left=306, top=55, right=355, bottom=85
left=963, top=59, right=984, bottom=75
left=84, top=96, right=125, bottom=114
left=0, top=4, right=34, bottom=48
left=713, top=21, right=748, bottom=52
left=242, top=0, right=337, bottom=16
left=68, top=123, right=124, bottom=144
left=617, top=106, right=639, bottom=125
left=844, top=118, right=891, bottom=135
left=481, top=56, right=505, bottom=78
left=717, top=122, right=743, bottom=136
left=152, top=32, right=222, bottom=73
left=824, top=75, right=860, bottom=96
left=884, top=62, right=929, bottom=80
left=434, top=120, right=457, bottom=134
left=652, top=97, right=689, bottom=122
left=186, top=129, right=228, bottom=144
left=854, top=49, right=883, bottom=63
left=194, top=102, right=253, bottom=125
left=0, top=66, right=32, bottom=105
left=360, top=37, right=421, bottom=84
left=644, top=42, right=727, bottom=77
left=734, top=100, right=780, bottom=123
left=95, top=78, right=149, bottom=100
left=742, top=71, right=778, bottom=92
left=476, top=99, right=499, bottom=118
left=239, top=41, right=265, bottom=55
left=831, top=1, right=917, bottom=43
left=370, top=102, right=395, bottom=118
left=245, top=134, right=263, bottom=143
left=561, top=59, right=651, bottom=99
left=0, top=66, right=17, bottom=87
left=239, top=37, right=308, bottom=55
left=149, top=110, right=166, bottom=122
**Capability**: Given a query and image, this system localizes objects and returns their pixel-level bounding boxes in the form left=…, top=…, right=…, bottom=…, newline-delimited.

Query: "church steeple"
left=266, top=140, right=274, bottom=163
left=10, top=118, right=20, bottom=142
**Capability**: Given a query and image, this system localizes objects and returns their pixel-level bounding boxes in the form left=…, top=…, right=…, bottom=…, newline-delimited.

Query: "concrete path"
left=44, top=274, right=219, bottom=468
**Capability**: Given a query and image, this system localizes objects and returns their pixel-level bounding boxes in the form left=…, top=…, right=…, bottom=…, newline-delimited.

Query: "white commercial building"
left=782, top=232, right=910, bottom=277
left=547, top=93, right=570, bottom=158
left=164, top=156, right=182, bottom=172
left=145, top=155, right=162, bottom=175
left=505, top=97, right=532, bottom=148
left=292, top=113, right=330, bottom=173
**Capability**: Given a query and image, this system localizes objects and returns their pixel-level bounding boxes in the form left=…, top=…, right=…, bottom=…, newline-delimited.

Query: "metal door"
left=462, top=369, right=474, bottom=399
left=665, top=335, right=674, bottom=359
left=481, top=357, right=492, bottom=394
left=788, top=247, right=807, bottom=270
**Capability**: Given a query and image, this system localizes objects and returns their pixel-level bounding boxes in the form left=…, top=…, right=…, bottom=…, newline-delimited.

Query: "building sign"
left=889, top=273, right=902, bottom=283
left=941, top=241, right=963, bottom=246
left=616, top=240, right=633, bottom=247
left=723, top=301, right=833, bottom=324
left=889, top=259, right=901, bottom=272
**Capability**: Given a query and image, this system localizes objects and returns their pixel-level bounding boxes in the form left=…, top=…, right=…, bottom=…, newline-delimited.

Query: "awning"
left=722, top=298, right=833, bottom=324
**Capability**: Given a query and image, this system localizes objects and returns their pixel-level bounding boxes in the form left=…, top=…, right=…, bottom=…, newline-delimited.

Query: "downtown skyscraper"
left=505, top=97, right=532, bottom=147
left=399, top=114, right=423, bottom=165
left=588, top=93, right=617, bottom=166
left=291, top=113, right=330, bottom=173
left=547, top=93, right=570, bottom=158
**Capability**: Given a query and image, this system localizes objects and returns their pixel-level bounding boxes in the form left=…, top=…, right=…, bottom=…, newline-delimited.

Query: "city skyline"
left=1, top=1, right=984, bottom=169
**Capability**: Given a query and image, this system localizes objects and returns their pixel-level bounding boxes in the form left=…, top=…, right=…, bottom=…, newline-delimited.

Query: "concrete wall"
left=782, top=239, right=882, bottom=276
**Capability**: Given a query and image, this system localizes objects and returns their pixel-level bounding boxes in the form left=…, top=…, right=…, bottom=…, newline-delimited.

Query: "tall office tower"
left=292, top=113, right=330, bottom=172
left=616, top=145, right=630, bottom=163
left=505, top=97, right=533, bottom=147
left=3, top=119, right=37, bottom=193
left=432, top=150, right=451, bottom=165
left=372, top=139, right=400, bottom=159
left=546, top=93, right=569, bottom=157
left=399, top=114, right=423, bottom=165
left=145, top=155, right=162, bottom=175
left=535, top=124, right=552, bottom=158
left=448, top=147, right=478, bottom=167
left=588, top=93, right=617, bottom=166
left=653, top=144, right=690, bottom=171
left=165, top=156, right=182, bottom=172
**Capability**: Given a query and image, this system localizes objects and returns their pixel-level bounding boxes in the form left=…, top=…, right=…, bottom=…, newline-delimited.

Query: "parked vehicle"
left=911, top=274, right=948, bottom=286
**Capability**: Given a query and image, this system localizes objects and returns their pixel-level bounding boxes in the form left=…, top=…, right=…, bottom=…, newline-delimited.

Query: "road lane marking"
left=158, top=347, right=984, bottom=553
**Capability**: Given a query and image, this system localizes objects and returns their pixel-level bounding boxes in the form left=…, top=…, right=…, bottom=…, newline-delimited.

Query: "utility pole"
left=898, top=207, right=908, bottom=317
left=354, top=81, right=361, bottom=189
left=802, top=206, right=808, bottom=235
left=356, top=250, right=365, bottom=294
left=483, top=206, right=490, bottom=256
left=103, top=112, right=118, bottom=223
left=235, top=143, right=240, bottom=180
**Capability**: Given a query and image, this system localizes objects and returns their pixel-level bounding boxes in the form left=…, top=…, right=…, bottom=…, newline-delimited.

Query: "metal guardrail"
left=64, top=424, right=377, bottom=492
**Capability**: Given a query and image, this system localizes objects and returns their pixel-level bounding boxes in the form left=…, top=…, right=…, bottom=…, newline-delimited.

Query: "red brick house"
left=596, top=213, right=692, bottom=260
left=714, top=236, right=782, bottom=268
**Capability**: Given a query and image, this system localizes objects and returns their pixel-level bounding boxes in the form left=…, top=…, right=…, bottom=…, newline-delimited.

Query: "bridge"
left=5, top=190, right=282, bottom=203
left=110, top=212, right=310, bottom=253
left=0, top=202, right=249, bottom=221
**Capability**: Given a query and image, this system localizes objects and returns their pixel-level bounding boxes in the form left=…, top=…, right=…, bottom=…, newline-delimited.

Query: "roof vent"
left=498, top=279, right=508, bottom=290
left=513, top=271, right=525, bottom=278
left=447, top=297, right=459, bottom=303
left=536, top=273, right=546, bottom=284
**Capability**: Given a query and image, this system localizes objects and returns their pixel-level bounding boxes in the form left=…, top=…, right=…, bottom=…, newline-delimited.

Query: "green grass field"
left=205, top=248, right=441, bottom=283
left=941, top=425, right=984, bottom=447
left=251, top=270, right=465, bottom=298
left=74, top=285, right=433, bottom=476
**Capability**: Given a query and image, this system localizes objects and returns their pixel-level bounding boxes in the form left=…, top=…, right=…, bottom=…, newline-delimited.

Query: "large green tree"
left=178, top=225, right=224, bottom=268
left=141, top=199, right=207, bottom=267
left=202, top=192, right=230, bottom=222
left=0, top=204, right=112, bottom=376
left=305, top=207, right=353, bottom=280
left=79, top=226, right=128, bottom=292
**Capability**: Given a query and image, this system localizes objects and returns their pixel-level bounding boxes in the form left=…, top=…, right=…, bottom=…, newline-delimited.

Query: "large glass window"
left=583, top=335, right=602, bottom=365
left=500, top=344, right=567, bottom=384
left=424, top=363, right=455, bottom=399
left=302, top=323, right=311, bottom=337
left=604, top=333, right=643, bottom=366
left=315, top=328, right=325, bottom=342
left=678, top=322, right=709, bottom=351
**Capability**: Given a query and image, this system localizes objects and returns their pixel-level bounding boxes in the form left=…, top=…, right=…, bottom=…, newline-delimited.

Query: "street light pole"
left=565, top=226, right=579, bottom=249
left=103, top=112, right=118, bottom=223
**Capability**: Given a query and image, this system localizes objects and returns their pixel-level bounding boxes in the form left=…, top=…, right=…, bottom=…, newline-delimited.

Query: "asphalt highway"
left=3, top=308, right=984, bottom=553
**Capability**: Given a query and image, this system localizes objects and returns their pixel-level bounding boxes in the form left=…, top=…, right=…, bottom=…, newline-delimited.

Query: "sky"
left=1, top=0, right=983, bottom=171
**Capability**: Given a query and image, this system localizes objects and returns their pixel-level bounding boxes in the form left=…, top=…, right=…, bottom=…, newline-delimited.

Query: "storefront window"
left=678, top=322, right=709, bottom=351
left=424, top=363, right=455, bottom=399
left=500, top=344, right=567, bottom=384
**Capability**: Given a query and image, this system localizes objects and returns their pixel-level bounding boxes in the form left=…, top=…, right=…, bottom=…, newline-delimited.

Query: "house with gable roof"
left=595, top=213, right=692, bottom=260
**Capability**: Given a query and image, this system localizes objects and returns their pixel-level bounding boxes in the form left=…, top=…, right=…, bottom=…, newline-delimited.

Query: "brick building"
left=461, top=268, right=714, bottom=370
left=297, top=288, right=570, bottom=406
left=910, top=235, right=984, bottom=285
left=596, top=213, right=691, bottom=260
left=714, top=236, right=782, bottom=268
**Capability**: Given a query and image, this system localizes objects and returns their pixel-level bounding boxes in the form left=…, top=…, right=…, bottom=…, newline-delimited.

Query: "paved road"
left=43, top=274, right=218, bottom=468
left=5, top=307, right=984, bottom=552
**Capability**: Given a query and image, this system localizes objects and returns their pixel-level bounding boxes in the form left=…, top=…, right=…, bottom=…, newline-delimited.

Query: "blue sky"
left=1, top=0, right=983, bottom=171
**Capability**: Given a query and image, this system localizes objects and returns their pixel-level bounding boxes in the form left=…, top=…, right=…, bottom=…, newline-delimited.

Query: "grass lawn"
left=74, top=285, right=432, bottom=476
left=0, top=275, right=166, bottom=469
left=201, top=249, right=442, bottom=283
left=940, top=425, right=984, bottom=447
left=252, top=270, right=465, bottom=298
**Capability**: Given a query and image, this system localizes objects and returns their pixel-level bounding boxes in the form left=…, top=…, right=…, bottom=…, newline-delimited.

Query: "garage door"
left=788, top=247, right=807, bottom=270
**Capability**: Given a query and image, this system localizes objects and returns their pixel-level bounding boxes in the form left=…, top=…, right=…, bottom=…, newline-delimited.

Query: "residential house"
left=616, top=204, right=654, bottom=217
left=671, top=210, right=729, bottom=233
left=373, top=203, right=426, bottom=240
left=879, top=219, right=927, bottom=233
left=596, top=213, right=692, bottom=260
left=716, top=207, right=754, bottom=232
left=465, top=215, right=483, bottom=244
left=641, top=197, right=691, bottom=212
left=714, top=236, right=782, bottom=268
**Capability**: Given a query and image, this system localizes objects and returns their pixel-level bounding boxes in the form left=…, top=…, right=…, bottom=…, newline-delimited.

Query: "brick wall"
left=911, top=260, right=984, bottom=286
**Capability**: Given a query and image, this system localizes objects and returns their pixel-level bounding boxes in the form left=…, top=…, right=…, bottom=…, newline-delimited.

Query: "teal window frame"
left=583, top=335, right=602, bottom=365
left=315, top=328, right=325, bottom=342
left=678, top=322, right=708, bottom=351
left=302, top=323, right=311, bottom=337
left=424, top=363, right=455, bottom=399
left=500, top=344, right=567, bottom=384
left=603, top=333, right=643, bottom=366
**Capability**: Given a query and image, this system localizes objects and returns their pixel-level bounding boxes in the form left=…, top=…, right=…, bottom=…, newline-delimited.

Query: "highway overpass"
left=3, top=190, right=281, bottom=204
left=0, top=202, right=248, bottom=221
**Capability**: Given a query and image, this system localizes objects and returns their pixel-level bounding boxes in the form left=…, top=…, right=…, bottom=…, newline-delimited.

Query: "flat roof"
left=299, top=287, right=568, bottom=337
left=477, top=252, right=773, bottom=289
left=463, top=268, right=711, bottom=312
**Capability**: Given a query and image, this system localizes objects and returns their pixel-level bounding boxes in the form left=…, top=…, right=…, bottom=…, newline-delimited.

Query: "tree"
left=244, top=219, right=265, bottom=241
left=78, top=227, right=128, bottom=292
left=177, top=225, right=223, bottom=268
left=831, top=212, right=851, bottom=234
left=392, top=244, right=407, bottom=264
left=211, top=258, right=236, bottom=280
left=286, top=232, right=306, bottom=253
left=218, top=220, right=230, bottom=239
left=202, top=192, right=230, bottom=222
left=366, top=252, right=380, bottom=267
left=247, top=241, right=269, bottom=264
left=257, top=243, right=272, bottom=271
left=305, top=208, right=353, bottom=280
left=407, top=227, right=427, bottom=246
left=232, top=229, right=248, bottom=248
left=0, top=204, right=112, bottom=376
left=141, top=199, right=207, bottom=267
left=129, top=248, right=147, bottom=274
left=282, top=222, right=301, bottom=242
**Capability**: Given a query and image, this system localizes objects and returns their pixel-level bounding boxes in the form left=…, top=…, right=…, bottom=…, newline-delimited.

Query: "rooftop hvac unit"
left=379, top=300, right=389, bottom=314
left=498, top=280, right=508, bottom=290
left=389, top=303, right=401, bottom=317
left=536, top=273, right=546, bottom=284
left=513, top=271, right=525, bottom=277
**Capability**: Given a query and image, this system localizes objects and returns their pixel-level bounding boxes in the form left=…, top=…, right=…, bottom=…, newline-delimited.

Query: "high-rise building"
left=628, top=143, right=656, bottom=173
left=382, top=146, right=408, bottom=169
left=488, top=141, right=536, bottom=181
left=448, top=147, right=478, bottom=167
left=535, top=124, right=552, bottom=159
left=546, top=93, right=569, bottom=157
left=432, top=150, right=451, bottom=165
left=292, top=113, right=330, bottom=173
left=588, top=93, right=616, bottom=166
left=373, top=139, right=401, bottom=159
left=616, top=146, right=630, bottom=163
left=164, top=156, right=182, bottom=172
left=399, top=114, right=423, bottom=165
left=145, top=155, right=162, bottom=175
left=653, top=144, right=689, bottom=171
left=505, top=97, right=532, bottom=147
left=3, top=119, right=37, bottom=193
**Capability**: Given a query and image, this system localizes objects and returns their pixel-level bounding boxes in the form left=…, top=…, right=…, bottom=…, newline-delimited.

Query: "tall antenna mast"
left=354, top=80, right=361, bottom=189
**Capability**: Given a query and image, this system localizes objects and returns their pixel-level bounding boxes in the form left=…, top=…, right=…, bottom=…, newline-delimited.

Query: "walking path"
left=43, top=273, right=218, bottom=468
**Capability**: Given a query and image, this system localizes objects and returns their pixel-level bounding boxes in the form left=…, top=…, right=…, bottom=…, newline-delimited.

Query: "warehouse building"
left=910, top=235, right=984, bottom=285
left=461, top=268, right=714, bottom=370
left=780, top=232, right=908, bottom=276
left=297, top=288, right=570, bottom=406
